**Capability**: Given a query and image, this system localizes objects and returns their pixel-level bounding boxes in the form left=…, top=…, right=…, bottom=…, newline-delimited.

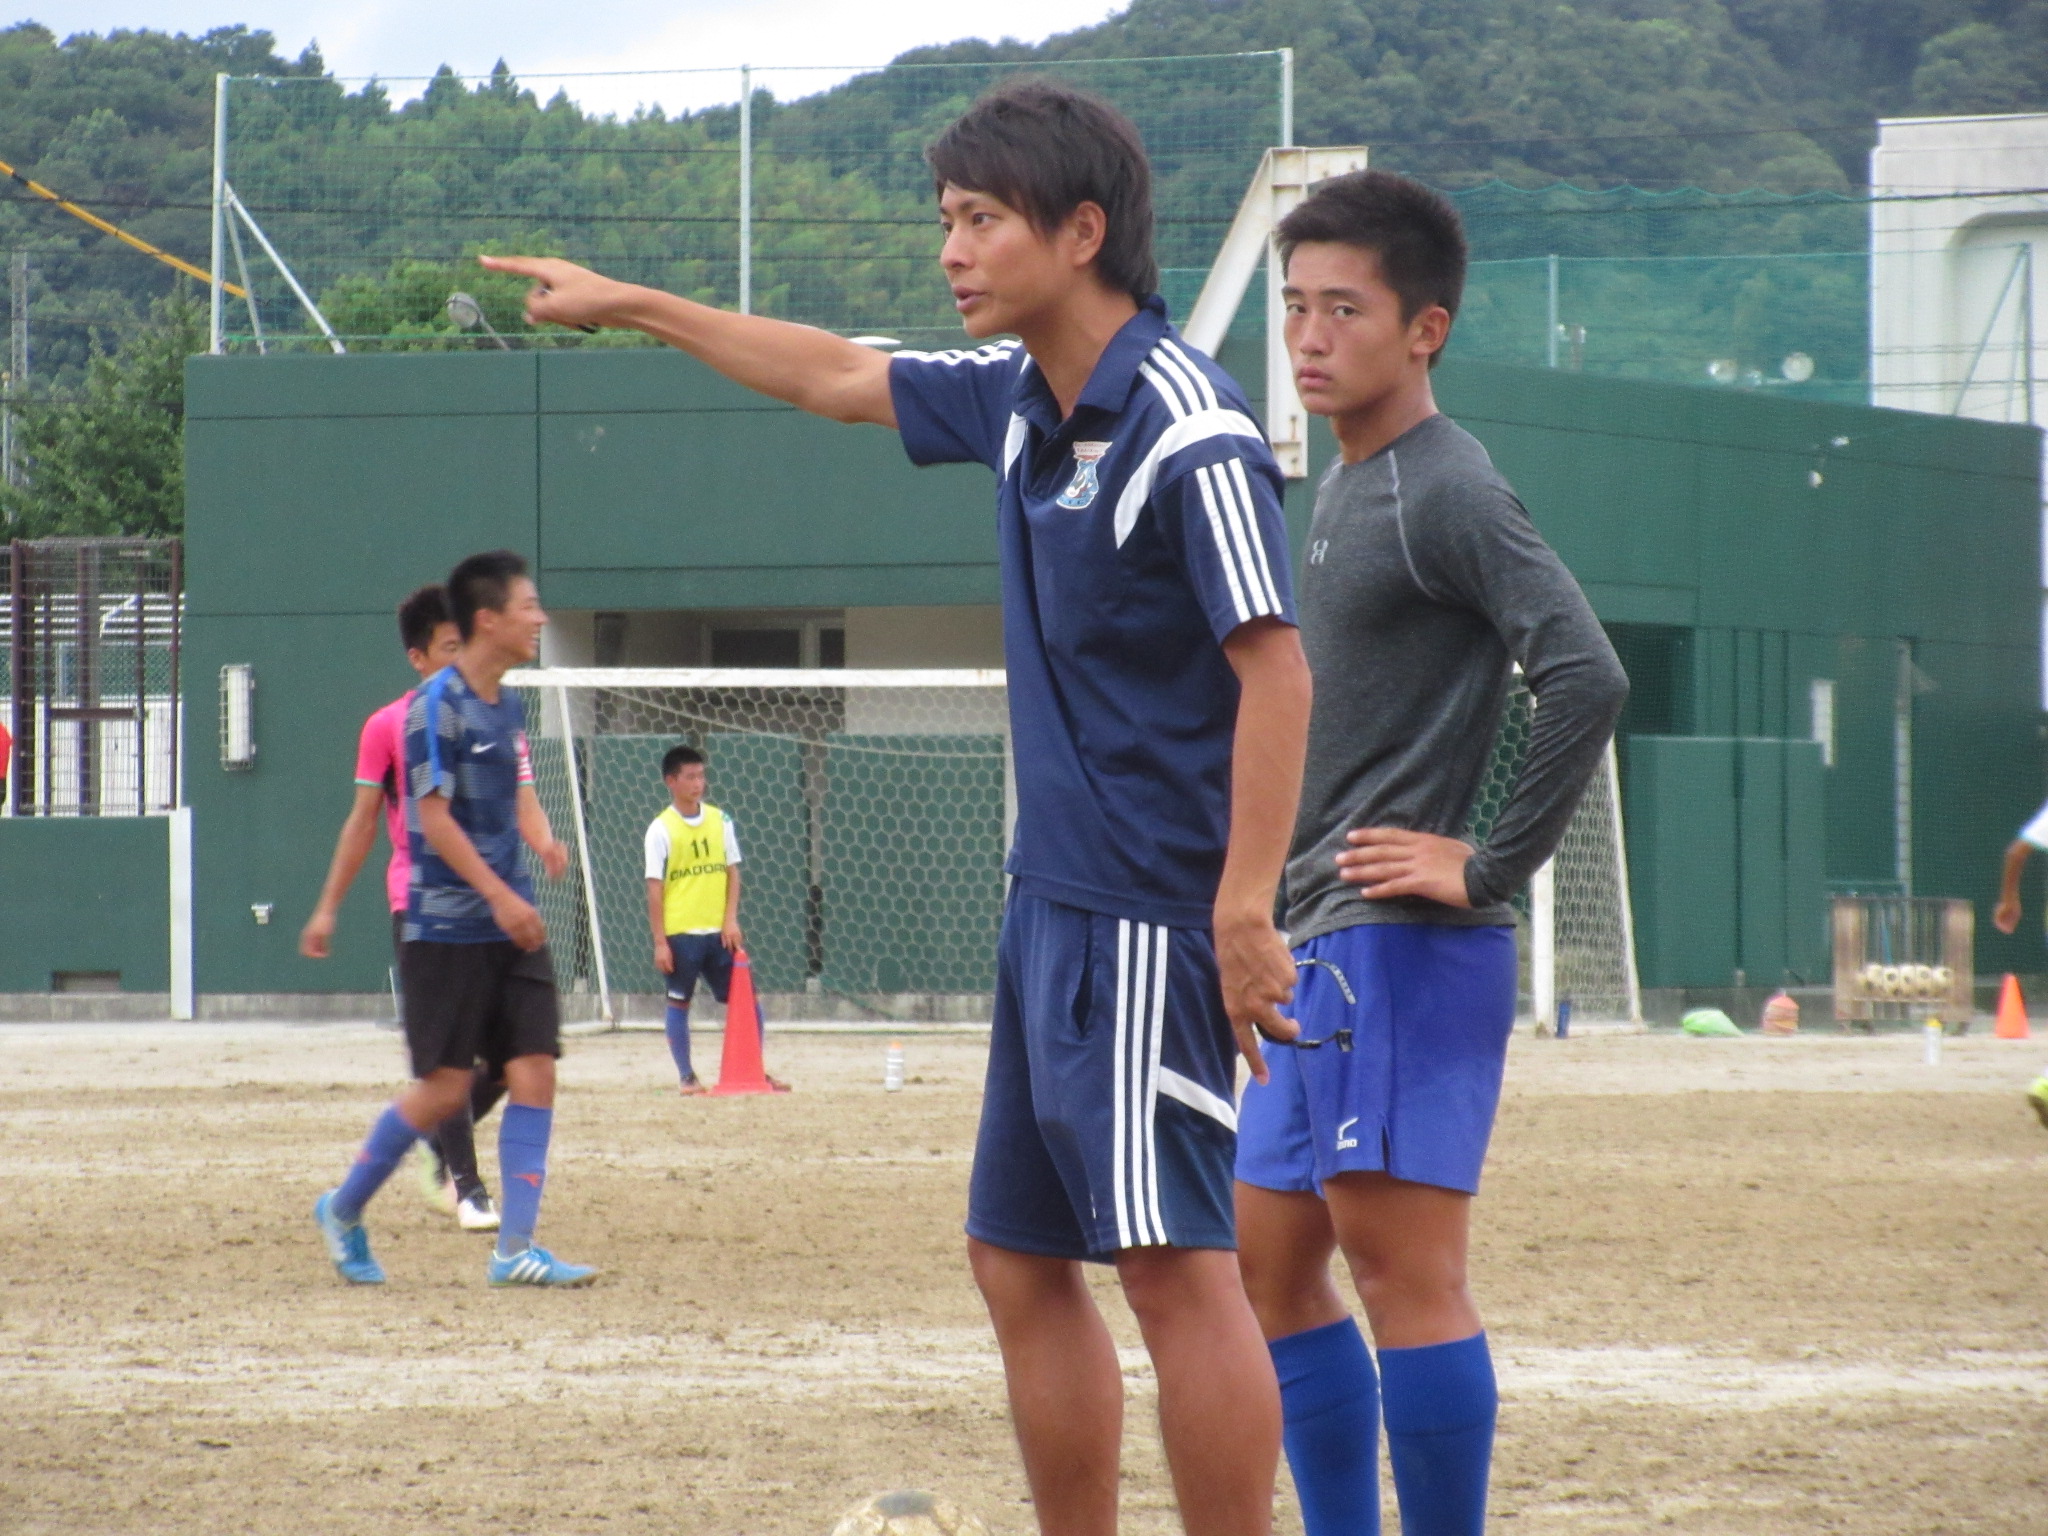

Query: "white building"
left=1872, top=113, right=2048, bottom=695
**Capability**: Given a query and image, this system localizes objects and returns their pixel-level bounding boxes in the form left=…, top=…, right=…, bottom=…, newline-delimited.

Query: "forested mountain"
left=0, top=1, right=2040, bottom=530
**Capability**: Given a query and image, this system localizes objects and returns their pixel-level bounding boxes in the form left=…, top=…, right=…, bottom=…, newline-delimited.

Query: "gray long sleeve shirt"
left=1285, top=413, right=1629, bottom=942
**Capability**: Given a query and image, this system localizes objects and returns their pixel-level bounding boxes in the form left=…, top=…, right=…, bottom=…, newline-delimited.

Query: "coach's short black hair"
left=926, top=78, right=1159, bottom=303
left=1278, top=171, right=1468, bottom=366
left=662, top=744, right=705, bottom=778
left=446, top=550, right=529, bottom=641
left=396, top=584, right=451, bottom=655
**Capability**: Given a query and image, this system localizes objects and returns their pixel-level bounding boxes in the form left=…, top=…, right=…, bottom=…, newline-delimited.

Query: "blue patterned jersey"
left=889, top=296, right=1296, bottom=929
left=402, top=665, right=533, bottom=943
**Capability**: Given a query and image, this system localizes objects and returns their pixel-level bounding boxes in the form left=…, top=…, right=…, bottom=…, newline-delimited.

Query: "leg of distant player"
left=663, top=934, right=704, bottom=1091
left=1237, top=1188, right=1380, bottom=1536
left=968, top=1242, right=1124, bottom=1536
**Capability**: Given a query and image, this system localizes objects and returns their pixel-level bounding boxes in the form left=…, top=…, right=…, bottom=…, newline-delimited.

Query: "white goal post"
left=506, top=667, right=1638, bottom=1029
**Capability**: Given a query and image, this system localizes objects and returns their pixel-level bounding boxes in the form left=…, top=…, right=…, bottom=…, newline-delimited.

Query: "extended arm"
left=1996, top=839, right=2031, bottom=933
left=418, top=791, right=545, bottom=950
left=1216, top=618, right=1312, bottom=1078
left=300, top=784, right=385, bottom=958
left=479, top=256, right=895, bottom=427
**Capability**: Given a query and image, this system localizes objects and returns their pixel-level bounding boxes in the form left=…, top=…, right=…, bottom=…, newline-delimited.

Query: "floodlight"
left=1781, top=351, right=1816, bottom=383
left=446, top=291, right=511, bottom=350
left=220, top=663, right=256, bottom=769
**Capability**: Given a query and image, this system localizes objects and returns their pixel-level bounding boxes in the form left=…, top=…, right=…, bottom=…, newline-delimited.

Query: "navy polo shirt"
left=889, top=296, right=1296, bottom=929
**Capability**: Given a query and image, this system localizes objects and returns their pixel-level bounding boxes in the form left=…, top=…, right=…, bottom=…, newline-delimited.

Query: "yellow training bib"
left=660, top=804, right=730, bottom=934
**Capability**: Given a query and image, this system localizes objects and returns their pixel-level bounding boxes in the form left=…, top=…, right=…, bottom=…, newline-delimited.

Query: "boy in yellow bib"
left=645, top=744, right=752, bottom=1093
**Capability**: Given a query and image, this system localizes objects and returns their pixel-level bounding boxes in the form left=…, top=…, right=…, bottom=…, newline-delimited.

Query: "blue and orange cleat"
left=488, top=1244, right=596, bottom=1288
left=314, top=1189, right=386, bottom=1284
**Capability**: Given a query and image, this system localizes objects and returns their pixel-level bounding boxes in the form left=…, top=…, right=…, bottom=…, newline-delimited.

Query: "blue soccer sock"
left=1379, top=1331, right=1497, bottom=1536
left=663, top=1002, right=694, bottom=1081
left=1271, top=1317, right=1381, bottom=1536
left=495, top=1103, right=553, bottom=1258
left=332, top=1105, right=420, bottom=1222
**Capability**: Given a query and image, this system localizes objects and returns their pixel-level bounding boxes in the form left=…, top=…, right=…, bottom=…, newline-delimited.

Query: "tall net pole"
left=208, top=73, right=228, bottom=356
left=555, top=683, right=614, bottom=1027
left=738, top=63, right=753, bottom=318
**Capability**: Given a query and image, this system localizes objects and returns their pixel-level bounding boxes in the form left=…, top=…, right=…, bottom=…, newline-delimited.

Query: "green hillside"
left=0, top=2, right=2040, bottom=529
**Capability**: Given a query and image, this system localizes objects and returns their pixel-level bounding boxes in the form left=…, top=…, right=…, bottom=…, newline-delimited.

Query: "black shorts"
left=397, top=940, right=560, bottom=1079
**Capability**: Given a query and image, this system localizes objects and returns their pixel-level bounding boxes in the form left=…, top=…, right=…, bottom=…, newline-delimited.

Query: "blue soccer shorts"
left=1237, top=923, right=1517, bottom=1197
left=665, top=932, right=734, bottom=1006
left=968, top=890, right=1240, bottom=1261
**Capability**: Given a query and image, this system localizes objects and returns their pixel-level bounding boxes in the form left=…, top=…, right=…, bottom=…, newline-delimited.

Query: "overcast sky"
left=12, top=1, right=1128, bottom=114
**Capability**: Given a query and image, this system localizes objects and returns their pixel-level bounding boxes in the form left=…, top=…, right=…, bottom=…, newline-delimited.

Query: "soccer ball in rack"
left=830, top=1490, right=988, bottom=1536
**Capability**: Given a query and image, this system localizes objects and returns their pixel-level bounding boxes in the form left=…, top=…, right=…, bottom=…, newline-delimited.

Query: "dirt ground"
left=3, top=1022, right=2044, bottom=1536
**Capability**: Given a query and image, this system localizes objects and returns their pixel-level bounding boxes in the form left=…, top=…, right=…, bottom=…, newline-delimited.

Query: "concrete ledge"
left=0, top=989, right=996, bottom=1026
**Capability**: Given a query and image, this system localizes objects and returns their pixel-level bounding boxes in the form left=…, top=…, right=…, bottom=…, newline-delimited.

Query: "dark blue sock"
left=333, top=1105, right=419, bottom=1222
left=1379, top=1331, right=1497, bottom=1536
left=664, top=1002, right=694, bottom=1080
left=496, top=1103, right=552, bottom=1258
left=1271, top=1317, right=1381, bottom=1536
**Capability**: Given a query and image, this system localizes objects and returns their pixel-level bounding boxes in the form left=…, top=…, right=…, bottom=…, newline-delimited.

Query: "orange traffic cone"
left=710, top=950, right=778, bottom=1095
left=1995, top=973, right=2031, bottom=1040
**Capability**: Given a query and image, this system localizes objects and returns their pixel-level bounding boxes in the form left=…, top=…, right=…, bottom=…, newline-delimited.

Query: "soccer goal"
left=510, top=668, right=1638, bottom=1029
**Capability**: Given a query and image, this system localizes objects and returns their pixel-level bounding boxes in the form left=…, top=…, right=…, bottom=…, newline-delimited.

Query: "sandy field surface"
left=3, top=1023, right=2045, bottom=1535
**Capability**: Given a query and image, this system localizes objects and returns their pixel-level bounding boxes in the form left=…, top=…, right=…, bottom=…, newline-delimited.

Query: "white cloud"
left=14, top=0, right=1127, bottom=113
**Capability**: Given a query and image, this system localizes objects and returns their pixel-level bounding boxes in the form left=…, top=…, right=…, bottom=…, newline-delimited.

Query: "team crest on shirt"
left=1056, top=441, right=1113, bottom=509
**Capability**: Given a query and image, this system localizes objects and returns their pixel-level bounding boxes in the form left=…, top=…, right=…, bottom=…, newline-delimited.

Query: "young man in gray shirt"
left=1234, top=172, right=1628, bottom=1536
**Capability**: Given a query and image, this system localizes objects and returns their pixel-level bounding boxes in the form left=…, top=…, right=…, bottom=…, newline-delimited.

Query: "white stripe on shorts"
left=1158, top=1067, right=1237, bottom=1131
left=1113, top=919, right=1173, bottom=1248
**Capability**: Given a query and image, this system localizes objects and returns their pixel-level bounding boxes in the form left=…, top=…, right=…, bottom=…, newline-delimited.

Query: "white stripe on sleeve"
left=1193, top=465, right=1254, bottom=625
left=1113, top=408, right=1266, bottom=547
left=1213, top=456, right=1282, bottom=616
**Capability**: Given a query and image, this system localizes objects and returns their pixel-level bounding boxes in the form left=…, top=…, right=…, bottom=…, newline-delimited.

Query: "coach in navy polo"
left=489, top=76, right=1311, bottom=1536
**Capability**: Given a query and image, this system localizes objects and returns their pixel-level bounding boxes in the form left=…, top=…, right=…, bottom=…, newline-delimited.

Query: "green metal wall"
left=112, top=347, right=2045, bottom=996
left=0, top=817, right=168, bottom=991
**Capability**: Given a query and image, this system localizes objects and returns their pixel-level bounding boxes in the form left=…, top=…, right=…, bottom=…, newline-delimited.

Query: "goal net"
left=1468, top=681, right=1642, bottom=1026
left=510, top=668, right=1638, bottom=1028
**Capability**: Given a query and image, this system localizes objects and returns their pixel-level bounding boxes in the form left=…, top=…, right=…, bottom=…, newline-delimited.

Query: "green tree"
left=0, top=292, right=203, bottom=536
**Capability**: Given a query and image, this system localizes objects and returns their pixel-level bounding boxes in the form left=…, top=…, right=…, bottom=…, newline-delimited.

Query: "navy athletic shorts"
left=967, top=890, right=1240, bottom=1261
left=665, top=932, right=735, bottom=1006
left=1236, top=923, right=1517, bottom=1197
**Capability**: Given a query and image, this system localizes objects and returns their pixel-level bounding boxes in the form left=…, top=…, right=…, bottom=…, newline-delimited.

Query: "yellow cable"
left=0, top=154, right=246, bottom=299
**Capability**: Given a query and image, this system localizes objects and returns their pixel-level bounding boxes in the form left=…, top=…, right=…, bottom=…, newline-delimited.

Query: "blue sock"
left=332, top=1105, right=419, bottom=1222
left=1379, top=1331, right=1497, bottom=1536
left=495, top=1103, right=553, bottom=1258
left=664, top=1002, right=694, bottom=1081
left=1271, top=1317, right=1381, bottom=1536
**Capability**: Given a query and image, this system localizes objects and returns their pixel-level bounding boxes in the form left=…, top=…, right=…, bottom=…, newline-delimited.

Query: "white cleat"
left=456, top=1190, right=500, bottom=1232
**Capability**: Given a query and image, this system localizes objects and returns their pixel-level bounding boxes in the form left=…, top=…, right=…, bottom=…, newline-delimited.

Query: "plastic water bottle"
left=1923, top=1015, right=1943, bottom=1066
left=884, top=1040, right=905, bottom=1092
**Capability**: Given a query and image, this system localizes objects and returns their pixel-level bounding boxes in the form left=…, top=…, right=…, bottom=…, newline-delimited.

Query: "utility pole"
left=3, top=251, right=25, bottom=495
